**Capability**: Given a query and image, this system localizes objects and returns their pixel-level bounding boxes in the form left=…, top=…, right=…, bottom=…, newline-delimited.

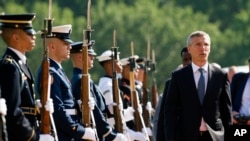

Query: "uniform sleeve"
left=164, top=72, right=179, bottom=140
left=99, top=79, right=113, bottom=105
left=92, top=105, right=117, bottom=140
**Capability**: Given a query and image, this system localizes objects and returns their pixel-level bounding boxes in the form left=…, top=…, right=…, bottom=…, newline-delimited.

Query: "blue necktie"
left=198, top=68, right=205, bottom=104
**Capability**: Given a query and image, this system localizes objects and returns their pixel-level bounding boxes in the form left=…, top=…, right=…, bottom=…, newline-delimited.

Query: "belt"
left=200, top=131, right=209, bottom=136
left=64, top=109, right=77, bottom=115
left=21, top=107, right=37, bottom=115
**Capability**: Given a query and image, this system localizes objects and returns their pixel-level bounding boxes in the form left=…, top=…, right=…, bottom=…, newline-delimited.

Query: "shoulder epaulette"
left=1, top=55, right=25, bottom=89
left=1, top=55, right=14, bottom=64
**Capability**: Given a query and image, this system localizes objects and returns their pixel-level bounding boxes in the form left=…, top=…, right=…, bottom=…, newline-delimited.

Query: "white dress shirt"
left=192, top=62, right=208, bottom=131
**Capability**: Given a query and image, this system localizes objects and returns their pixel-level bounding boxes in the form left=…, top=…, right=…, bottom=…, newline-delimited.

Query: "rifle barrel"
left=111, top=30, right=123, bottom=132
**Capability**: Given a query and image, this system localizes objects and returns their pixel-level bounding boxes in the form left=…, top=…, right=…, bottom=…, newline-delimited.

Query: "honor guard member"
left=135, top=57, right=145, bottom=95
left=97, top=50, right=148, bottom=141
left=97, top=50, right=123, bottom=125
left=36, top=25, right=97, bottom=141
left=119, top=56, right=140, bottom=129
left=134, top=57, right=152, bottom=114
left=135, top=57, right=153, bottom=135
left=119, top=56, right=152, bottom=138
left=119, top=55, right=140, bottom=107
left=0, top=13, right=54, bottom=141
left=135, top=57, right=154, bottom=111
left=70, top=42, right=127, bottom=141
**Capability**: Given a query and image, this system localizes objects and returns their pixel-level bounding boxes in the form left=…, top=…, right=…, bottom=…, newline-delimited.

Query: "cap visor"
left=64, top=39, right=73, bottom=44
left=24, top=28, right=36, bottom=35
left=88, top=51, right=97, bottom=56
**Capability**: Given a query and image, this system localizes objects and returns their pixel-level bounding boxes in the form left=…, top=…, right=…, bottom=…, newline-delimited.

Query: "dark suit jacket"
left=164, top=64, right=232, bottom=141
left=155, top=78, right=171, bottom=141
left=0, top=48, right=39, bottom=141
left=230, top=72, right=249, bottom=112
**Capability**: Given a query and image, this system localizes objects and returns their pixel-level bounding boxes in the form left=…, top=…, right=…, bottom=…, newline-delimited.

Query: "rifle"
left=81, top=1, right=98, bottom=140
left=111, top=30, right=124, bottom=133
left=142, top=40, right=151, bottom=127
left=130, top=42, right=149, bottom=140
left=0, top=86, right=8, bottom=141
left=40, top=0, right=58, bottom=140
left=151, top=49, right=158, bottom=109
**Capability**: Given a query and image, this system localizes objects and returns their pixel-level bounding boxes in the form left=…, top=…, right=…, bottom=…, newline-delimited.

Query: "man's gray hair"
left=186, top=31, right=210, bottom=46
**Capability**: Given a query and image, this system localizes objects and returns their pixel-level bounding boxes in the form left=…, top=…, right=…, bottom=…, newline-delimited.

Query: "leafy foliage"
left=0, top=0, right=249, bottom=93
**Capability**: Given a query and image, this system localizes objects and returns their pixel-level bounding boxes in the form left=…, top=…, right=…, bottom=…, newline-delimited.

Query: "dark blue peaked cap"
left=70, top=40, right=96, bottom=55
left=0, top=13, right=36, bottom=34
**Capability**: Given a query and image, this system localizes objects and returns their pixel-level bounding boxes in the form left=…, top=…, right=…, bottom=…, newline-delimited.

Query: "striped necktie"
left=198, top=68, right=205, bottom=104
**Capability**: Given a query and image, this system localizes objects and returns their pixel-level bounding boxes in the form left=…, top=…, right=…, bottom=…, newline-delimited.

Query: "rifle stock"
left=129, top=43, right=142, bottom=132
left=40, top=48, right=51, bottom=134
left=129, top=62, right=142, bottom=131
left=143, top=71, right=155, bottom=141
left=81, top=39, right=91, bottom=127
left=151, top=50, right=158, bottom=109
left=130, top=43, right=150, bottom=140
left=111, top=30, right=123, bottom=133
left=40, top=14, right=53, bottom=135
left=142, top=40, right=152, bottom=129
left=151, top=78, right=158, bottom=109
left=81, top=1, right=98, bottom=141
left=40, top=2, right=58, bottom=140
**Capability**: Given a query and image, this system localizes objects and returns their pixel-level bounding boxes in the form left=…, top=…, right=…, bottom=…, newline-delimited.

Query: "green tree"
left=1, top=0, right=249, bottom=94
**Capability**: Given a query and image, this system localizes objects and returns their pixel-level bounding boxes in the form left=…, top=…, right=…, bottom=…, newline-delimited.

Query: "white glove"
left=107, top=102, right=117, bottom=114
left=146, top=102, right=155, bottom=115
left=35, top=99, right=42, bottom=114
left=45, top=98, right=54, bottom=114
left=123, top=107, right=135, bottom=122
left=78, top=98, right=95, bottom=110
left=138, top=105, right=143, bottom=114
left=82, top=127, right=96, bottom=141
left=0, top=98, right=7, bottom=116
left=88, top=97, right=95, bottom=110
left=108, top=102, right=123, bottom=114
left=35, top=99, right=42, bottom=108
left=142, top=127, right=152, bottom=136
left=113, top=133, right=127, bottom=141
left=77, top=99, right=82, bottom=110
left=118, top=103, right=123, bottom=110
left=39, top=134, right=54, bottom=141
left=126, top=129, right=148, bottom=141
left=146, top=102, right=152, bottom=112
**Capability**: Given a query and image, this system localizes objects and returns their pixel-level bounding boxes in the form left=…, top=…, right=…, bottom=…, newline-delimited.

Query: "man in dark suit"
left=164, top=31, right=232, bottom=141
left=0, top=13, right=54, bottom=141
left=230, top=58, right=250, bottom=125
